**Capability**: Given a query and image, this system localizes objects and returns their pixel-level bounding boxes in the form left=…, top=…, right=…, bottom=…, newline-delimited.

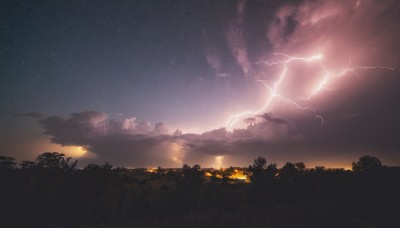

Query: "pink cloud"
left=227, top=0, right=252, bottom=76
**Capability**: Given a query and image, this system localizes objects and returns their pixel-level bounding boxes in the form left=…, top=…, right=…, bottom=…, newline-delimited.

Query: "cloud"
left=134, top=121, right=152, bottom=134
left=226, top=0, right=252, bottom=76
left=39, top=111, right=171, bottom=146
left=34, top=110, right=301, bottom=167
left=257, top=113, right=288, bottom=125
left=154, top=122, right=169, bottom=135
left=227, top=27, right=251, bottom=76
left=24, top=1, right=400, bottom=168
left=173, top=129, right=183, bottom=136
left=39, top=111, right=108, bottom=146
left=32, top=79, right=400, bottom=168
left=246, top=113, right=298, bottom=142
left=205, top=51, right=222, bottom=72
left=267, top=0, right=400, bottom=66
left=243, top=117, right=256, bottom=125
left=205, top=50, right=231, bottom=78
left=263, top=0, right=400, bottom=143
left=36, top=111, right=182, bottom=167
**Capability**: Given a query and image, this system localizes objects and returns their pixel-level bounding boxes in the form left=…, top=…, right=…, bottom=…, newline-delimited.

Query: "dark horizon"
left=1, top=152, right=399, bottom=227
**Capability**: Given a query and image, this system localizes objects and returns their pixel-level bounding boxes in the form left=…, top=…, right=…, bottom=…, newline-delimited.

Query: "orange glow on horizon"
left=228, top=169, right=250, bottom=182
left=146, top=168, right=158, bottom=173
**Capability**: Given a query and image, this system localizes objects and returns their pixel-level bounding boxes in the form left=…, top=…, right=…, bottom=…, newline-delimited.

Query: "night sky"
left=1, top=0, right=400, bottom=168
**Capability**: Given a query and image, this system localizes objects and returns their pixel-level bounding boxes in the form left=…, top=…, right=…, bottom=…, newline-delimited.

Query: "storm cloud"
left=4, top=0, right=400, bottom=168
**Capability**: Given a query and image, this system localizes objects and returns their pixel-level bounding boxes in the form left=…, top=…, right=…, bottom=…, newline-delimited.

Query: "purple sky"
left=1, top=0, right=400, bottom=168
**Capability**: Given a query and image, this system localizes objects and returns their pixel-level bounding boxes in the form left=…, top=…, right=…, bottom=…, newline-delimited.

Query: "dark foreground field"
left=1, top=153, right=399, bottom=227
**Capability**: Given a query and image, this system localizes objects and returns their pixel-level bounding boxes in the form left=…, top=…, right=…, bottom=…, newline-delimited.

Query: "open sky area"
left=1, top=0, right=400, bottom=168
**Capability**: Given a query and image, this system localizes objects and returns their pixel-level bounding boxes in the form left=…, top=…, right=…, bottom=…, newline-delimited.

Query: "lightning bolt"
left=224, top=53, right=398, bottom=131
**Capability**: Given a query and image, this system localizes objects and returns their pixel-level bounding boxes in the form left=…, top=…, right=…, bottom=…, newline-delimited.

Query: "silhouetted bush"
left=0, top=153, right=399, bottom=227
left=0, top=156, right=17, bottom=169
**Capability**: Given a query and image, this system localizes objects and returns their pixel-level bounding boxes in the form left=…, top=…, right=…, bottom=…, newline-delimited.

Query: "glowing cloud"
left=224, top=53, right=398, bottom=131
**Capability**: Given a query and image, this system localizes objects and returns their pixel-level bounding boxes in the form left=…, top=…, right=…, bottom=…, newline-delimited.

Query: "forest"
left=0, top=153, right=399, bottom=227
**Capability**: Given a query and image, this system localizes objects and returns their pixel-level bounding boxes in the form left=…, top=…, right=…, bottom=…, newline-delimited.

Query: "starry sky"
left=1, top=0, right=400, bottom=168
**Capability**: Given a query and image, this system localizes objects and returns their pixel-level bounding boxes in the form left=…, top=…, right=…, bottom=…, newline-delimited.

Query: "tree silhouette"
left=20, top=160, right=36, bottom=169
left=0, top=156, right=16, bottom=169
left=266, top=162, right=278, bottom=178
left=0, top=153, right=398, bottom=227
left=252, top=157, right=267, bottom=169
left=352, top=155, right=382, bottom=171
left=249, top=157, right=268, bottom=184
left=295, top=162, right=306, bottom=172
left=314, top=166, right=326, bottom=176
left=182, top=164, right=203, bottom=179
left=84, top=162, right=113, bottom=172
left=279, top=162, right=297, bottom=180
left=36, top=152, right=77, bottom=170
left=156, top=166, right=165, bottom=176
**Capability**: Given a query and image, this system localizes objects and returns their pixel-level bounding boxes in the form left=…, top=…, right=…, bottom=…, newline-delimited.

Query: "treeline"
left=0, top=153, right=399, bottom=227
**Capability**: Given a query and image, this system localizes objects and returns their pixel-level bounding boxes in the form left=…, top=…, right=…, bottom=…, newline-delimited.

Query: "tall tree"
left=352, top=155, right=382, bottom=171
left=249, top=157, right=268, bottom=184
left=36, top=152, right=77, bottom=170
